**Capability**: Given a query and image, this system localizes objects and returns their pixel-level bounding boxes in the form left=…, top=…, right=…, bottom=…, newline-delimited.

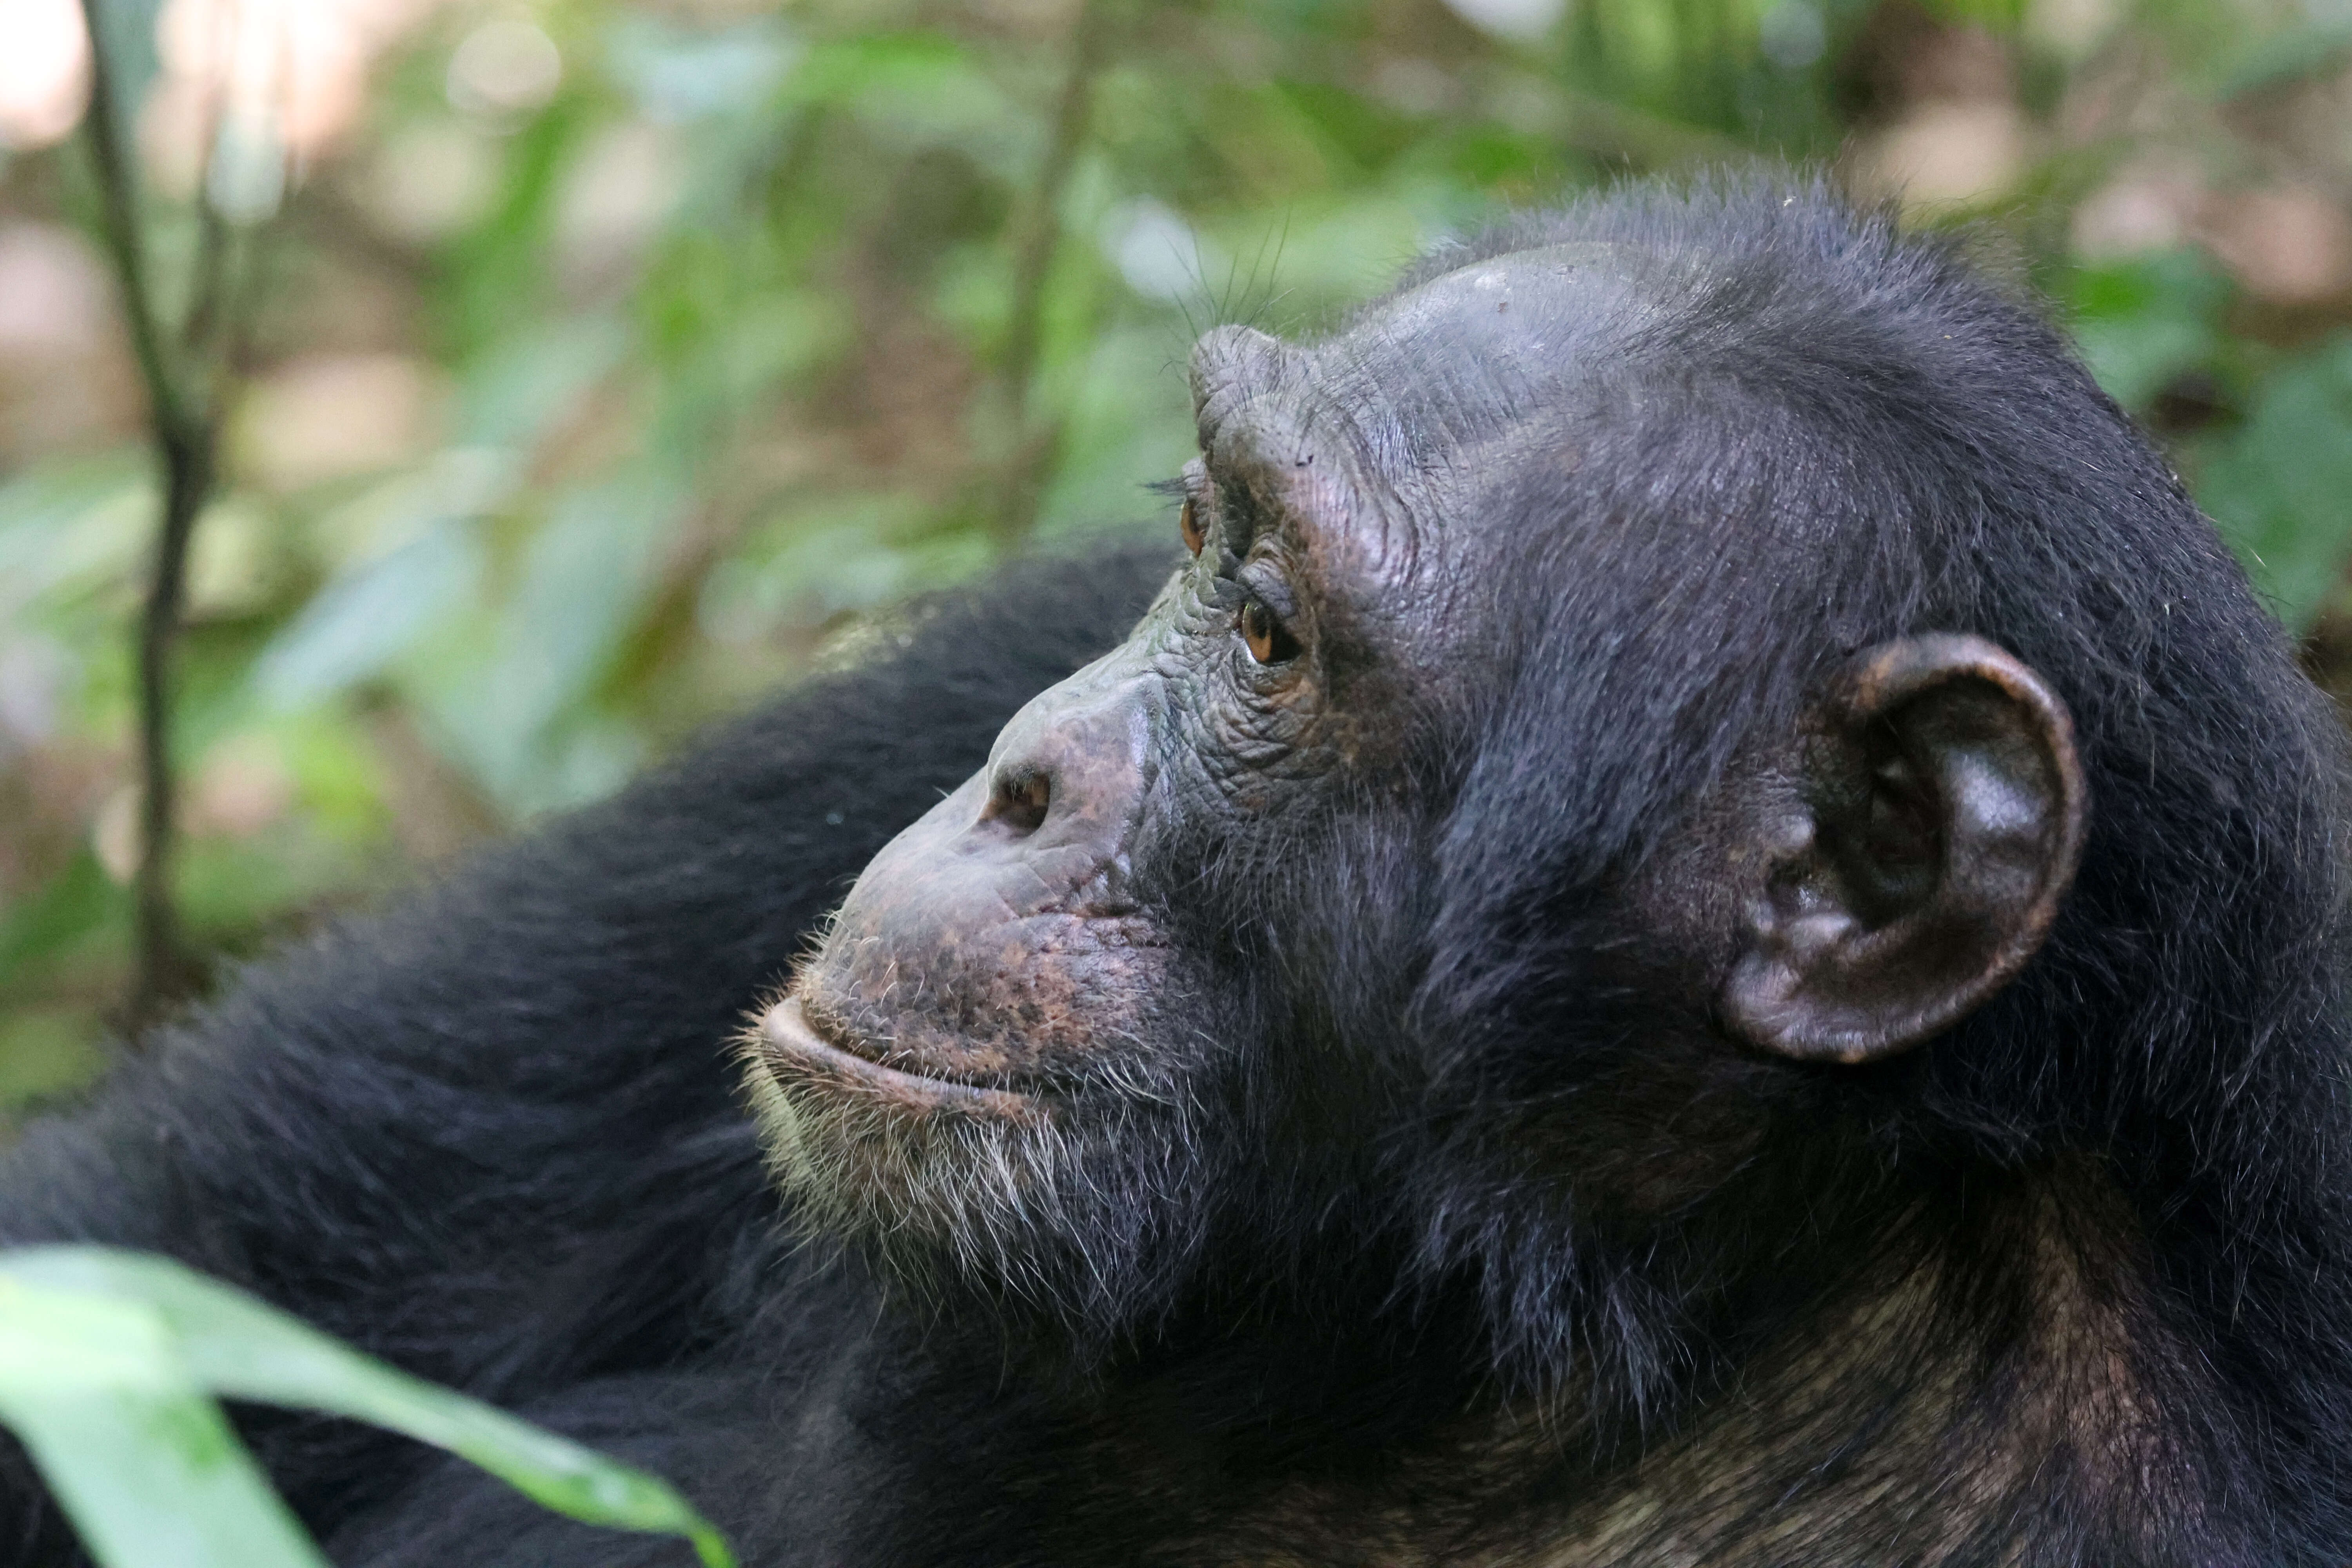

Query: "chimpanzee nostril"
left=985, top=768, right=1053, bottom=836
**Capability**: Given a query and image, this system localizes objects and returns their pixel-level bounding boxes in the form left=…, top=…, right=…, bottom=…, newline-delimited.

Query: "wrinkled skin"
left=751, top=247, right=1763, bottom=1313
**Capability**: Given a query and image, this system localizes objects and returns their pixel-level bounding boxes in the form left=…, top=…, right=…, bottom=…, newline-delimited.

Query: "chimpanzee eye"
left=1179, top=496, right=1205, bottom=556
left=1239, top=599, right=1299, bottom=665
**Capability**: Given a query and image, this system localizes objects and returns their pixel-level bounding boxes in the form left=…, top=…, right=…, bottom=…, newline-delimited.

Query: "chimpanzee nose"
left=984, top=765, right=1054, bottom=837
left=974, top=654, right=1150, bottom=849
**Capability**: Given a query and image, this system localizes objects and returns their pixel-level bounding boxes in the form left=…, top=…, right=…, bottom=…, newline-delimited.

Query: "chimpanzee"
left=7, top=178, right=2352, bottom=1567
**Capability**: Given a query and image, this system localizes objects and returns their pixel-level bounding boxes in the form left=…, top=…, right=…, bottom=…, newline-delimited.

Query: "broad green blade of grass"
left=0, top=1276, right=328, bottom=1568
left=0, top=1247, right=735, bottom=1568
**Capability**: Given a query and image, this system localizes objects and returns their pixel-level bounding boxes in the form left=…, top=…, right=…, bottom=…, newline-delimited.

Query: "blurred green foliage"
left=4, top=0, right=2352, bottom=1101
left=0, top=1247, right=735, bottom=1566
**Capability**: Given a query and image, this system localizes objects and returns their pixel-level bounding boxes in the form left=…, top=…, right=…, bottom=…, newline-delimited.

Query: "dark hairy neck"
left=1487, top=1161, right=2208, bottom=1567
left=1037, top=1158, right=2240, bottom=1567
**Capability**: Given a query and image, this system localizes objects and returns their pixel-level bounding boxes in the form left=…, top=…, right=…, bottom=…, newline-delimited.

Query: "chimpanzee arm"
left=0, top=544, right=1173, bottom=1552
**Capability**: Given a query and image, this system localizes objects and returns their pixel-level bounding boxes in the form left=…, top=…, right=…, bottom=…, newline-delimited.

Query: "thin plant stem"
left=76, top=0, right=191, bottom=439
left=991, top=0, right=1111, bottom=549
left=128, top=427, right=215, bottom=1029
left=76, top=0, right=245, bottom=1034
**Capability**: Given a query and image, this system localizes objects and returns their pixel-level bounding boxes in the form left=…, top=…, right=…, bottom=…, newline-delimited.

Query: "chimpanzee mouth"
left=756, top=995, right=1040, bottom=1118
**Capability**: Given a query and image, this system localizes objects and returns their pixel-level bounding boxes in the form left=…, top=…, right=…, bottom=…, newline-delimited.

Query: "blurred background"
left=1, top=0, right=2348, bottom=1118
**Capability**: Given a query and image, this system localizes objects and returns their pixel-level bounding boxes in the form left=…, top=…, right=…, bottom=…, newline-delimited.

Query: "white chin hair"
left=735, top=1023, right=1216, bottom=1329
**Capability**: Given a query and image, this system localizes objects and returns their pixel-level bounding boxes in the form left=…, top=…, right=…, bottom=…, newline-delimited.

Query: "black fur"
left=0, top=546, right=1180, bottom=1564
left=6, top=181, right=2352, bottom=1566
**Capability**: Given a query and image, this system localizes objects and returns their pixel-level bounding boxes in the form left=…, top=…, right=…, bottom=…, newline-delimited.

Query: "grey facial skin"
left=749, top=252, right=1671, bottom=1147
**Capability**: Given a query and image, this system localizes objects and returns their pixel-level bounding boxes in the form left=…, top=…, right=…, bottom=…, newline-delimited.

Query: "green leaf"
left=457, top=316, right=632, bottom=450
left=0, top=1008, right=105, bottom=1115
left=0, top=1277, right=328, bottom=1568
left=2220, top=19, right=2352, bottom=100
left=606, top=14, right=799, bottom=125
left=2065, top=253, right=2227, bottom=413
left=253, top=518, right=486, bottom=709
left=418, top=469, right=680, bottom=813
left=0, top=1248, right=736, bottom=1568
left=2198, top=337, right=2352, bottom=632
left=0, top=457, right=153, bottom=615
left=783, top=33, right=1029, bottom=175
left=0, top=850, right=120, bottom=985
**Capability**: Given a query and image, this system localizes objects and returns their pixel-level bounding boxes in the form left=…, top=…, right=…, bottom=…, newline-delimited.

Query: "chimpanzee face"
left=736, top=256, right=1579, bottom=1318
left=742, top=244, right=2088, bottom=1331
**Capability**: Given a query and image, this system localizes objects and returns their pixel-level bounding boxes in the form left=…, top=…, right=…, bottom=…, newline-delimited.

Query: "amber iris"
left=1240, top=599, right=1298, bottom=664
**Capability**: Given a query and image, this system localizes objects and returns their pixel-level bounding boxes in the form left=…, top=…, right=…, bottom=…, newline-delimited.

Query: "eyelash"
left=1165, top=470, right=1303, bottom=666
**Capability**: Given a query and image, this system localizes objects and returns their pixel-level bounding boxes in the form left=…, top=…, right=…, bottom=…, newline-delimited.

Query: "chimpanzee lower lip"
left=758, top=995, right=1038, bottom=1114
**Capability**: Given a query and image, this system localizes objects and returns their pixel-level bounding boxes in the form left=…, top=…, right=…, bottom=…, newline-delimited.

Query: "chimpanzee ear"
left=1722, top=635, right=2088, bottom=1064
